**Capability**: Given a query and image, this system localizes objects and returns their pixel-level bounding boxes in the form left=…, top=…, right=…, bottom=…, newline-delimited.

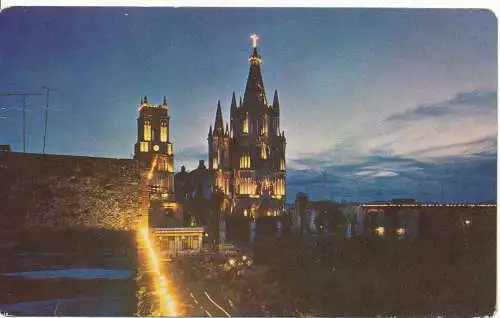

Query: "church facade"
left=208, top=35, right=287, bottom=218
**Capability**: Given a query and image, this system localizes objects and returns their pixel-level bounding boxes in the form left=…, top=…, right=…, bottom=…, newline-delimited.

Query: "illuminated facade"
left=208, top=34, right=286, bottom=218
left=134, top=96, right=175, bottom=202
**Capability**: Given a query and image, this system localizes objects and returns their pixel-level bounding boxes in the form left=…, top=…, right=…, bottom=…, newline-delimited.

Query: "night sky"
left=0, top=8, right=497, bottom=203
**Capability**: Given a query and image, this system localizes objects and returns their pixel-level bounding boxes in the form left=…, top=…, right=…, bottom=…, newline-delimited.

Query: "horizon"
left=0, top=7, right=497, bottom=203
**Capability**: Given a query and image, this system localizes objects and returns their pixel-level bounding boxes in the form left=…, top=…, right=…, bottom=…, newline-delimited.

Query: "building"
left=174, top=160, right=212, bottom=226
left=208, top=34, right=287, bottom=218
left=134, top=96, right=178, bottom=227
left=153, top=227, right=204, bottom=257
left=0, top=145, right=11, bottom=152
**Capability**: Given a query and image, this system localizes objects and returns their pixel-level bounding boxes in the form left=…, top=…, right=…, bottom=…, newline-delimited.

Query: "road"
left=162, top=259, right=234, bottom=317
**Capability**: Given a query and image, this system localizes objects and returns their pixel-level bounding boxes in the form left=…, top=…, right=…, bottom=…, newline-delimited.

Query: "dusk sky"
left=0, top=7, right=497, bottom=203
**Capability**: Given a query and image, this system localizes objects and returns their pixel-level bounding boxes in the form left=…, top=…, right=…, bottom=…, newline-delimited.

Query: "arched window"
left=144, top=120, right=152, bottom=141
left=160, top=122, right=168, bottom=142
left=242, top=113, right=249, bottom=134
left=240, top=154, right=251, bottom=169
left=262, top=115, right=268, bottom=136
left=261, top=144, right=267, bottom=160
left=280, top=158, right=286, bottom=171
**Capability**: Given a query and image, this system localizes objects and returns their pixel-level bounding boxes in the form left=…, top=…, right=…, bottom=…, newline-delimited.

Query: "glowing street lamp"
left=375, top=226, right=385, bottom=237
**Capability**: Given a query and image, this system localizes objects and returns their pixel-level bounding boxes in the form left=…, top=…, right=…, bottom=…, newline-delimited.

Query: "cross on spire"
left=250, top=33, right=259, bottom=48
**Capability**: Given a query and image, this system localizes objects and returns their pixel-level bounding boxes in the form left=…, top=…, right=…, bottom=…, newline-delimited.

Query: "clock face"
left=153, top=145, right=160, bottom=151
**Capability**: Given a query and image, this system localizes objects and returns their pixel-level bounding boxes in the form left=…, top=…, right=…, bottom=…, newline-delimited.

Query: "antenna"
left=0, top=91, right=44, bottom=153
left=41, top=86, right=56, bottom=154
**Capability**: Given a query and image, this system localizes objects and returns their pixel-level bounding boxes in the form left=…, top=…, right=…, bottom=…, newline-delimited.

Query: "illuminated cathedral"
left=208, top=34, right=287, bottom=218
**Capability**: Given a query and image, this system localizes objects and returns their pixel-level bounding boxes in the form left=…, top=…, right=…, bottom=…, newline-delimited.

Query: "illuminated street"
left=137, top=228, right=178, bottom=317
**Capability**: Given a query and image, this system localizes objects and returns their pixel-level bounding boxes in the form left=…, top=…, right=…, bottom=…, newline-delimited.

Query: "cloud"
left=286, top=151, right=496, bottom=203
left=286, top=90, right=497, bottom=203
left=386, top=90, right=497, bottom=122
left=175, top=145, right=207, bottom=171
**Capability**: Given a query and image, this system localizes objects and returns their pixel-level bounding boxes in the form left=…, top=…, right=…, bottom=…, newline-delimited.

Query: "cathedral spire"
left=231, top=92, right=237, bottom=110
left=273, top=89, right=280, bottom=113
left=214, top=100, right=224, bottom=134
left=143, top=96, right=148, bottom=104
left=163, top=96, right=167, bottom=105
left=225, top=123, right=229, bottom=136
left=243, top=33, right=267, bottom=107
left=208, top=125, right=212, bottom=137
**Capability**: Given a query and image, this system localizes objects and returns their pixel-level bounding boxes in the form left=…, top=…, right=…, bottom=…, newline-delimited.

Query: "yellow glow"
left=242, top=114, right=249, bottom=134
left=160, top=122, right=168, bottom=142
left=242, top=255, right=248, bottom=261
left=238, top=176, right=256, bottom=195
left=261, top=144, right=267, bottom=160
left=280, top=159, right=286, bottom=171
left=153, top=145, right=159, bottom=152
left=140, top=141, right=149, bottom=152
left=213, top=158, right=218, bottom=170
left=228, top=259, right=236, bottom=266
left=144, top=121, right=152, bottom=141
left=138, top=227, right=179, bottom=316
left=243, top=209, right=248, bottom=217
left=396, top=228, right=405, bottom=236
left=167, top=144, right=173, bottom=155
left=465, top=220, right=471, bottom=225
left=375, top=226, right=385, bottom=236
left=240, top=155, right=251, bottom=169
left=250, top=33, right=259, bottom=48
left=274, top=178, right=285, bottom=196
left=262, top=115, right=268, bottom=136
left=147, top=156, right=158, bottom=180
left=266, top=211, right=272, bottom=217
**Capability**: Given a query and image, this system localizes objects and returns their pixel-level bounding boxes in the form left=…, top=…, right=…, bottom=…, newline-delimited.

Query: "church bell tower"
left=134, top=96, right=175, bottom=202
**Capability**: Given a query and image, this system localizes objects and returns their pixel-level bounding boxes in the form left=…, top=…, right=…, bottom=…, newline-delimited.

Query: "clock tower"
left=134, top=95, right=175, bottom=202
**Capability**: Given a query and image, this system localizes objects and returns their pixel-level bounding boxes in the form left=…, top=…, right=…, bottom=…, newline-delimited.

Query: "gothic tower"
left=134, top=96, right=175, bottom=201
left=208, top=34, right=287, bottom=218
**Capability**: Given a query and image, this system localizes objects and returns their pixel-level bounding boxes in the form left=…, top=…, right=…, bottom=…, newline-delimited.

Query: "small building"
left=153, top=227, right=204, bottom=257
left=0, top=145, right=11, bottom=152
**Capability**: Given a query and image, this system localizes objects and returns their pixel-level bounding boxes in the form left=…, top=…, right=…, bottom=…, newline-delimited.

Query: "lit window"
left=240, top=154, right=251, bottom=169
left=166, top=161, right=173, bottom=173
left=243, top=209, right=248, bottom=217
left=213, top=158, right=218, bottom=170
left=167, top=144, right=173, bottom=155
left=140, top=142, right=149, bottom=152
left=280, top=159, right=286, bottom=171
left=262, top=115, right=268, bottom=136
left=144, top=121, right=152, bottom=141
left=261, top=144, right=267, bottom=160
left=160, top=122, right=168, bottom=142
left=242, top=113, right=249, bottom=134
left=396, top=228, right=406, bottom=236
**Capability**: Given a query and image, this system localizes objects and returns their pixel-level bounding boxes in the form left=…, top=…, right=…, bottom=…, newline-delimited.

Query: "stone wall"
left=0, top=152, right=142, bottom=231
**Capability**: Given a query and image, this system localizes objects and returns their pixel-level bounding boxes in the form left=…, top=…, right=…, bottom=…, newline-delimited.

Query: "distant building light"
left=243, top=210, right=248, bottom=217
left=375, top=226, right=385, bottom=236
left=465, top=220, right=471, bottom=225
left=396, top=228, right=406, bottom=236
